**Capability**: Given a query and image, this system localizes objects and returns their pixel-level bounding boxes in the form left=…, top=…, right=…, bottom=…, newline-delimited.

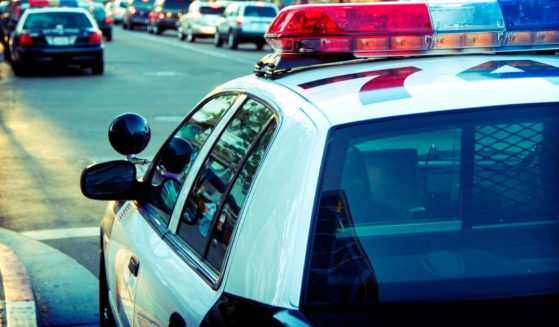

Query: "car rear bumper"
left=235, top=30, right=265, bottom=43
left=15, top=46, right=103, bottom=66
left=129, top=16, right=150, bottom=26
left=157, top=18, right=179, bottom=30
left=192, top=25, right=216, bottom=36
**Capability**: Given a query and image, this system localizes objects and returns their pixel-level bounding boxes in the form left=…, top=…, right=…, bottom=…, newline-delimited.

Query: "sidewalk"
left=0, top=242, right=37, bottom=326
left=0, top=227, right=99, bottom=326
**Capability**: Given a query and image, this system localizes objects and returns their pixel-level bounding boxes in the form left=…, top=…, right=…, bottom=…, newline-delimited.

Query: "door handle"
left=128, top=256, right=140, bottom=277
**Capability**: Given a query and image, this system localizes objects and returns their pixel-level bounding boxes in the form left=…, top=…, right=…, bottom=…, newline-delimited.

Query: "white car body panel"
left=132, top=236, right=220, bottom=326
left=99, top=52, right=559, bottom=325
left=209, top=77, right=330, bottom=308
left=106, top=202, right=164, bottom=327
left=275, top=55, right=559, bottom=126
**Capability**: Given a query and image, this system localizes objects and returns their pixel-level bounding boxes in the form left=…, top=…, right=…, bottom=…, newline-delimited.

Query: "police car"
left=81, top=1, right=559, bottom=326
left=8, top=0, right=104, bottom=75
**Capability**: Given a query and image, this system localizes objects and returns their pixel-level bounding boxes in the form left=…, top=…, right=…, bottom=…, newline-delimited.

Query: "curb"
left=0, top=243, right=38, bottom=327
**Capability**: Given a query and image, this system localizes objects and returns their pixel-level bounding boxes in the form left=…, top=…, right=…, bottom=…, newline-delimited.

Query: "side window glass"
left=206, top=121, right=276, bottom=270
left=146, top=94, right=237, bottom=226
left=177, top=99, right=275, bottom=261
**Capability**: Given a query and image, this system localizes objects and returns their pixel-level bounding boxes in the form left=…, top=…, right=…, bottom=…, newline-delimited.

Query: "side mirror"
left=108, top=113, right=151, bottom=156
left=81, top=160, right=140, bottom=200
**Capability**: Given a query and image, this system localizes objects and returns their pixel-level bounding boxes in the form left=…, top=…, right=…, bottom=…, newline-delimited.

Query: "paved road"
left=0, top=26, right=270, bottom=325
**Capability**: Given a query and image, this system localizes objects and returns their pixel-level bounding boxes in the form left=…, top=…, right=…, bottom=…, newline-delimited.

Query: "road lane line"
left=132, top=33, right=255, bottom=66
left=0, top=243, right=38, bottom=327
left=21, top=227, right=98, bottom=241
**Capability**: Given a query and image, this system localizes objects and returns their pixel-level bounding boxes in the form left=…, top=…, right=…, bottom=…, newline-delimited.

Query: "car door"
left=131, top=95, right=278, bottom=326
left=105, top=94, right=240, bottom=326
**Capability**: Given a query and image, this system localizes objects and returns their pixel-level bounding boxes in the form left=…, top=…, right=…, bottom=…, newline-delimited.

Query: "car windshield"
left=132, top=0, right=155, bottom=9
left=23, top=12, right=93, bottom=29
left=307, top=105, right=559, bottom=305
left=199, top=5, right=224, bottom=15
left=243, top=6, right=276, bottom=17
left=81, top=5, right=106, bottom=20
left=164, top=0, right=189, bottom=9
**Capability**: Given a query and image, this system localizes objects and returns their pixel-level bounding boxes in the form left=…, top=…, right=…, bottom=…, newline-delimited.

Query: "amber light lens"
left=434, top=32, right=500, bottom=48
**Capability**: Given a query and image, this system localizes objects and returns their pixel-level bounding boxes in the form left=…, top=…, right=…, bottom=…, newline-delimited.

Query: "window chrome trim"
left=162, top=92, right=282, bottom=289
left=164, top=232, right=221, bottom=286
left=167, top=94, right=248, bottom=233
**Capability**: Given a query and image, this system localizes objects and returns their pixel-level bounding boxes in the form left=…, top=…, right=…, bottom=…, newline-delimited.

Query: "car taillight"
left=158, top=12, right=165, bottom=20
left=18, top=33, right=33, bottom=46
left=15, top=7, right=22, bottom=18
left=105, top=16, right=113, bottom=25
left=236, top=17, right=243, bottom=26
left=148, top=11, right=156, bottom=19
left=88, top=31, right=103, bottom=44
left=129, top=6, right=136, bottom=15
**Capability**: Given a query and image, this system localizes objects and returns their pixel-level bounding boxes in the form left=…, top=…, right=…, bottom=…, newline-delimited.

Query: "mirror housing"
left=81, top=160, right=142, bottom=200
left=108, top=113, right=151, bottom=156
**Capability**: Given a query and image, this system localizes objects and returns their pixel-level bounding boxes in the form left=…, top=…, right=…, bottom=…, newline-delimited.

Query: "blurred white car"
left=214, top=1, right=278, bottom=50
left=105, top=0, right=127, bottom=24
left=177, top=0, right=228, bottom=42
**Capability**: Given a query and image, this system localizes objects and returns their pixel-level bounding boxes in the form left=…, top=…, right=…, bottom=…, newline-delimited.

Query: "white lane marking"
left=132, top=33, right=255, bottom=66
left=21, top=227, right=98, bottom=241
left=0, top=243, right=38, bottom=327
left=144, top=71, right=178, bottom=76
left=154, top=115, right=184, bottom=122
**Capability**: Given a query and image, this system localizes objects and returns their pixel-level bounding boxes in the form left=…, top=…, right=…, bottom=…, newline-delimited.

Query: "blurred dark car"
left=8, top=6, right=104, bottom=75
left=122, top=0, right=154, bottom=30
left=147, top=0, right=188, bottom=35
left=80, top=1, right=112, bottom=41
left=176, top=0, right=226, bottom=42
left=1, top=0, right=28, bottom=48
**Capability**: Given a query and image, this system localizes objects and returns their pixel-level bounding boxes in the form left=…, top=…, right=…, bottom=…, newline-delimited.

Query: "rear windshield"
left=132, top=0, right=155, bottom=9
left=243, top=6, right=276, bottom=18
left=164, top=0, right=189, bottom=9
left=23, top=12, right=93, bottom=29
left=306, top=105, right=559, bottom=305
left=199, top=5, right=225, bottom=15
left=81, top=5, right=106, bottom=20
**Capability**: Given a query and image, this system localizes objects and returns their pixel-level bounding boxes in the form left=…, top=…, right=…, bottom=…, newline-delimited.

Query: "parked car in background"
left=146, top=0, right=188, bottom=35
left=8, top=6, right=104, bottom=75
left=214, top=1, right=277, bottom=50
left=1, top=0, right=28, bottom=48
left=81, top=1, right=112, bottom=41
left=105, top=0, right=126, bottom=24
left=122, top=0, right=154, bottom=30
left=177, top=0, right=226, bottom=42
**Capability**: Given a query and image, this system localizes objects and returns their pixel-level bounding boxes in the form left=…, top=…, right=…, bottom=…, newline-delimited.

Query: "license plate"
left=52, top=36, right=70, bottom=46
left=246, top=23, right=267, bottom=32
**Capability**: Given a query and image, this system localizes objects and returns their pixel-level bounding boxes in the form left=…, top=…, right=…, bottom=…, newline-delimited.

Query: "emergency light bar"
left=265, top=0, right=559, bottom=57
left=29, top=0, right=79, bottom=8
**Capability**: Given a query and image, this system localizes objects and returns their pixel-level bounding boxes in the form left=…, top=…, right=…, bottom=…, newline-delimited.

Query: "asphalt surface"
left=0, top=25, right=269, bottom=326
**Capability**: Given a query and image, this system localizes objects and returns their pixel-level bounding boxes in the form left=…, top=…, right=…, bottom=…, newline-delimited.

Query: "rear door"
left=105, top=94, right=238, bottom=326
left=131, top=95, right=278, bottom=326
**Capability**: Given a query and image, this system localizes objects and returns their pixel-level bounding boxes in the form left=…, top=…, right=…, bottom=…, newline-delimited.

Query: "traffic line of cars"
left=118, top=0, right=279, bottom=50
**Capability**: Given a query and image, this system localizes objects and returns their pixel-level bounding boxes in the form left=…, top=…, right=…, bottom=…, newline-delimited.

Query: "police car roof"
left=24, top=6, right=89, bottom=14
left=265, top=54, right=559, bottom=126
left=236, top=1, right=559, bottom=126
